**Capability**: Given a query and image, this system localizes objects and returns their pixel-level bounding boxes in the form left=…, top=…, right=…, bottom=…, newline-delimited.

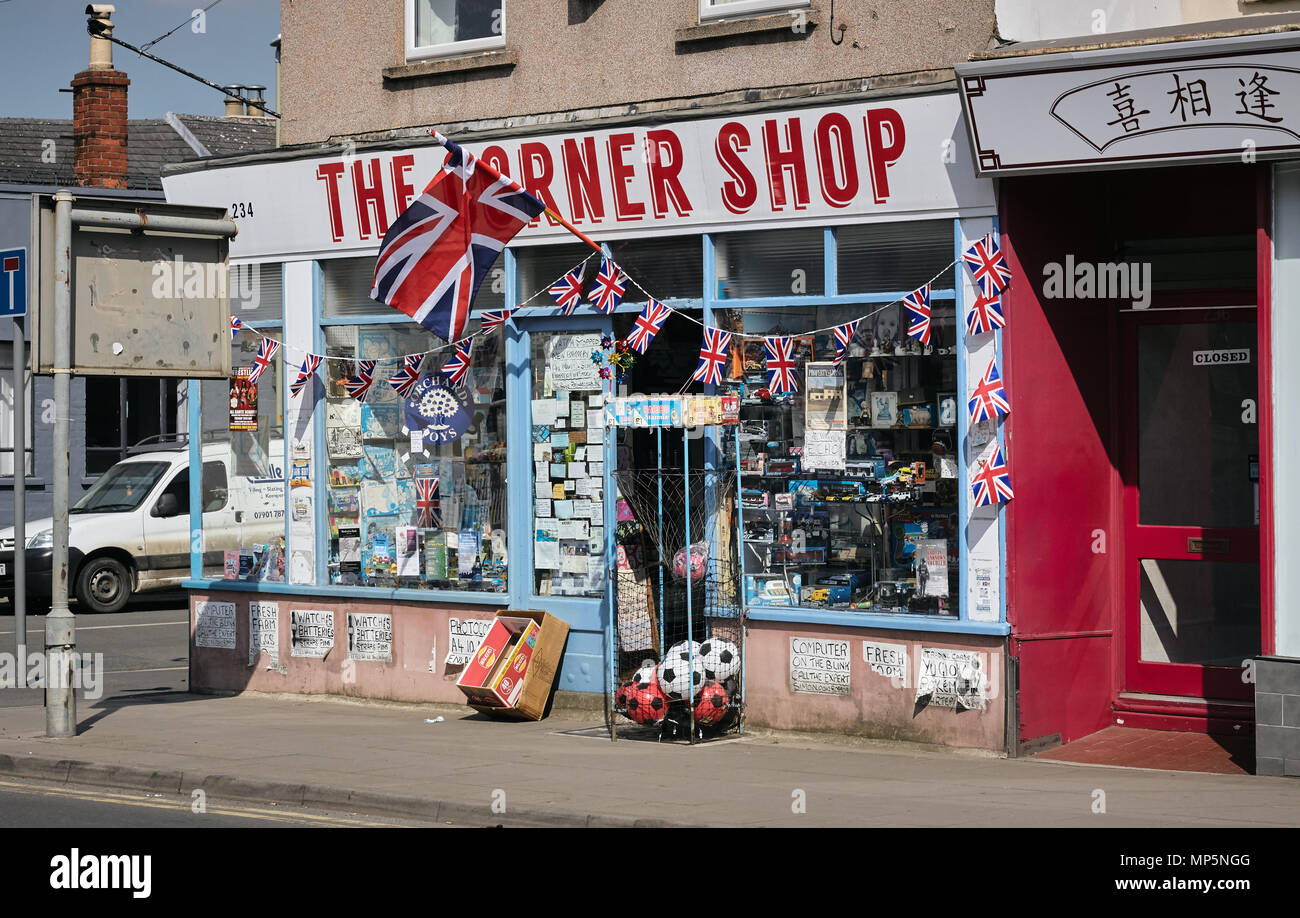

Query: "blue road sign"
left=1, top=247, right=26, bottom=318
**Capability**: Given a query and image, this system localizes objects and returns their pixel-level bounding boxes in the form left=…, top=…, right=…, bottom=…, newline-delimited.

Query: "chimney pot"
left=86, top=4, right=116, bottom=70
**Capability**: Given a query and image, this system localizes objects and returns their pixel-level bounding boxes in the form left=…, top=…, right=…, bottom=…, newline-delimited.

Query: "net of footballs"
left=615, top=638, right=741, bottom=729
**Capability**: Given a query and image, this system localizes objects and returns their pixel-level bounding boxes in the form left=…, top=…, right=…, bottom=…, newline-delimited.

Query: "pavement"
left=1, top=689, right=1298, bottom=827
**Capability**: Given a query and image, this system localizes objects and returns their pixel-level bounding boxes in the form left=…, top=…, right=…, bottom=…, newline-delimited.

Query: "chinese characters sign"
left=958, top=40, right=1300, bottom=175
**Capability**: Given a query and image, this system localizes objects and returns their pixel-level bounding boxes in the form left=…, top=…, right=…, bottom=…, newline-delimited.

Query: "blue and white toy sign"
left=403, top=374, right=472, bottom=446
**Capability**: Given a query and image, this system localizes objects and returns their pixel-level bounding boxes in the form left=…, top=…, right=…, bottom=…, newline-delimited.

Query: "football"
left=694, top=680, right=730, bottom=726
left=698, top=636, right=740, bottom=682
left=672, top=542, right=708, bottom=582
left=631, top=658, right=658, bottom=688
left=623, top=678, right=669, bottom=724
left=658, top=642, right=705, bottom=701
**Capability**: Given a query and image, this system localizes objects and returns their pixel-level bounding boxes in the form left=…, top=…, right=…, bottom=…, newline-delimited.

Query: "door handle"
left=1187, top=537, right=1228, bottom=554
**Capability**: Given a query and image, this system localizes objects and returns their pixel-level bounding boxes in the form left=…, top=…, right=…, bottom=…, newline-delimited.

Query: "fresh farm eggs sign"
left=162, top=93, right=992, bottom=261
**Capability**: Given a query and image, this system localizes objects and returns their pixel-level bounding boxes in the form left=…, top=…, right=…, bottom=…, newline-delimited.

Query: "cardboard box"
left=457, top=610, right=569, bottom=721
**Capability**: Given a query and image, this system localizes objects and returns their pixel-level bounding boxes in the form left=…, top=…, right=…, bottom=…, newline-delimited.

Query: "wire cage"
left=609, top=454, right=744, bottom=743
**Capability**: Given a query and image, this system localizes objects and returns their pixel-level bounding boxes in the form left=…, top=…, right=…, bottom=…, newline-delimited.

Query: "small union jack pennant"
left=548, top=262, right=586, bottom=315
left=832, top=320, right=860, bottom=364
left=230, top=315, right=243, bottom=341
left=588, top=256, right=626, bottom=315
left=763, top=336, right=799, bottom=394
left=344, top=360, right=377, bottom=402
left=966, top=288, right=1006, bottom=336
left=963, top=233, right=1011, bottom=296
left=415, top=477, right=441, bottom=528
left=441, top=338, right=474, bottom=387
left=902, top=284, right=932, bottom=346
left=247, top=337, right=279, bottom=385
left=968, top=357, right=1011, bottom=423
left=691, top=326, right=732, bottom=386
left=479, top=309, right=512, bottom=332
left=627, top=299, right=671, bottom=355
left=388, top=354, right=424, bottom=398
left=288, top=354, right=322, bottom=399
left=971, top=445, right=1014, bottom=507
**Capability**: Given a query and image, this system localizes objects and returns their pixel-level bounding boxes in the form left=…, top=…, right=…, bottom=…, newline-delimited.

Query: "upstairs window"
left=406, top=0, right=505, bottom=61
left=699, top=0, right=809, bottom=22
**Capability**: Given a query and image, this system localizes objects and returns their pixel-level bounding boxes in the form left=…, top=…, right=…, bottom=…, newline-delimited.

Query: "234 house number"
left=230, top=201, right=255, bottom=218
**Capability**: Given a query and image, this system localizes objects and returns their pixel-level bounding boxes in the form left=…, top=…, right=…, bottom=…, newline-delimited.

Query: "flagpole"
left=429, top=129, right=604, bottom=255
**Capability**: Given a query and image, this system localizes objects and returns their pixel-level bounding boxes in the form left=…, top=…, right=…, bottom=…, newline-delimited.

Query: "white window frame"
left=405, top=0, right=506, bottom=62
left=699, top=0, right=809, bottom=22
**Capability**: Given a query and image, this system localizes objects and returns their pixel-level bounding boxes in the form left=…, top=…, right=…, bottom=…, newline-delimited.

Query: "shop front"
left=165, top=87, right=1015, bottom=747
left=958, top=25, right=1300, bottom=771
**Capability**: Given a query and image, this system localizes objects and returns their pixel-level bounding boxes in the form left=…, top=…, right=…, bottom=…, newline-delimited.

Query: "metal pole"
left=45, top=191, right=76, bottom=738
left=11, top=316, right=25, bottom=686
left=683, top=425, right=695, bottom=744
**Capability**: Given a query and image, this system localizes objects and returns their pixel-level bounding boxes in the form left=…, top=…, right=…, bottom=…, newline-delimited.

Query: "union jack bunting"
left=963, top=233, right=1012, bottom=296
left=388, top=354, right=424, bottom=398
left=441, top=338, right=474, bottom=387
left=415, top=477, right=441, bottom=528
left=230, top=315, right=243, bottom=341
left=902, top=284, right=933, bottom=346
left=588, top=256, right=626, bottom=315
left=966, top=289, right=1006, bottom=336
left=763, top=336, right=799, bottom=394
left=971, top=445, right=1014, bottom=507
left=832, top=320, right=860, bottom=364
left=548, top=262, right=586, bottom=315
left=627, top=299, right=671, bottom=355
left=691, top=326, right=732, bottom=386
left=344, top=360, right=377, bottom=402
left=479, top=308, right=512, bottom=332
left=370, top=132, right=545, bottom=344
left=968, top=357, right=1011, bottom=423
left=247, top=337, right=279, bottom=385
left=288, top=354, right=322, bottom=399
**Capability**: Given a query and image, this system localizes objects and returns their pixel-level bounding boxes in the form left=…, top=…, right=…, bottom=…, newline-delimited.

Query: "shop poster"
left=249, top=601, right=279, bottom=666
left=290, top=609, right=334, bottom=659
left=229, top=367, right=258, bottom=432
left=194, top=601, right=236, bottom=650
left=347, top=612, right=393, bottom=663
left=915, top=647, right=988, bottom=711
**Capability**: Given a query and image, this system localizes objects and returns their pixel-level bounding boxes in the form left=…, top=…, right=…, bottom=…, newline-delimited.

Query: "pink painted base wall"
left=743, top=621, right=1007, bottom=750
left=189, top=589, right=510, bottom=704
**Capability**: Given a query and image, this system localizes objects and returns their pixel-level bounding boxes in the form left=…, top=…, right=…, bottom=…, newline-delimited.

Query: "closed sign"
left=1192, top=349, right=1250, bottom=366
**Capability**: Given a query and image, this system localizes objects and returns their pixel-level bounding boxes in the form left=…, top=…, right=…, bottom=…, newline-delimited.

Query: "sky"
left=0, top=0, right=280, bottom=121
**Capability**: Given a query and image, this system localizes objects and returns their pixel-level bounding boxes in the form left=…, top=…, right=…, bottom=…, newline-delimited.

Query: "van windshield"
left=72, top=462, right=171, bottom=514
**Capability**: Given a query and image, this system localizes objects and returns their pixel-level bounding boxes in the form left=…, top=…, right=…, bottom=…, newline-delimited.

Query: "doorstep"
left=1032, top=725, right=1254, bottom=775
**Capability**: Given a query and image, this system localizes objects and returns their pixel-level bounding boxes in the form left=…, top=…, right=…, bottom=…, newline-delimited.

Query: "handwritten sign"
left=347, top=612, right=393, bottom=662
left=789, top=636, right=851, bottom=695
left=915, top=647, right=987, bottom=710
left=547, top=334, right=603, bottom=391
left=445, top=617, right=494, bottom=668
left=249, top=601, right=279, bottom=665
left=862, top=640, right=908, bottom=682
left=194, top=601, right=236, bottom=649
left=290, top=609, right=335, bottom=659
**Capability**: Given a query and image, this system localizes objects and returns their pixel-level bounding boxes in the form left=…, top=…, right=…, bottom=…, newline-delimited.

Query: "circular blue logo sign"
left=404, top=375, right=472, bottom=445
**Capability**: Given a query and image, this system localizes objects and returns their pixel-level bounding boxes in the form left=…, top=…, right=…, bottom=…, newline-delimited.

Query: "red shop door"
left=1122, top=309, right=1260, bottom=701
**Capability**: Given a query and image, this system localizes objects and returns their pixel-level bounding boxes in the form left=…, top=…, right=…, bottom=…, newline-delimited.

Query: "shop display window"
left=321, top=320, right=508, bottom=592
left=719, top=301, right=961, bottom=616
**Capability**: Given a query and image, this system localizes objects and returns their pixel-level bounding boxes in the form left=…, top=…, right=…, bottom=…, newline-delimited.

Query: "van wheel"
left=75, top=557, right=132, bottom=614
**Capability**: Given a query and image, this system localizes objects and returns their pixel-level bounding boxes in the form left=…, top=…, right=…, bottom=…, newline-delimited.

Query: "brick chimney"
left=72, top=5, right=130, bottom=189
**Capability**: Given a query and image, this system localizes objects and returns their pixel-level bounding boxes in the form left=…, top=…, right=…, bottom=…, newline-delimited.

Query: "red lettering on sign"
left=562, top=136, right=605, bottom=224
left=479, top=145, right=511, bottom=177
left=762, top=118, right=811, bottom=212
left=716, top=122, right=757, bottom=214
left=814, top=113, right=858, bottom=208
left=865, top=108, right=906, bottom=205
left=606, top=133, right=646, bottom=222
left=518, top=142, right=561, bottom=228
left=645, top=129, right=692, bottom=219
left=352, top=158, right=389, bottom=240
left=390, top=153, right=416, bottom=214
left=315, top=161, right=347, bottom=243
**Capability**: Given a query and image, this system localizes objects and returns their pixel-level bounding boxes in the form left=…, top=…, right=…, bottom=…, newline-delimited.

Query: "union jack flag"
left=971, top=445, right=1014, bottom=507
left=344, top=360, right=377, bottom=402
left=441, top=338, right=474, bottom=387
left=415, top=477, right=441, bottom=528
left=902, top=284, right=932, bottom=346
left=288, top=354, right=322, bottom=399
left=479, top=308, right=512, bottom=332
left=627, top=299, right=671, bottom=355
left=832, top=320, right=860, bottom=364
left=691, top=326, right=732, bottom=386
left=549, top=262, right=586, bottom=315
left=963, top=233, right=1011, bottom=296
left=230, top=315, right=243, bottom=341
left=589, top=256, right=626, bottom=315
left=371, top=133, right=545, bottom=344
left=966, top=289, right=1006, bottom=336
left=388, top=354, right=424, bottom=398
left=763, top=336, right=799, bottom=394
left=247, top=337, right=279, bottom=385
left=968, top=357, right=1011, bottom=423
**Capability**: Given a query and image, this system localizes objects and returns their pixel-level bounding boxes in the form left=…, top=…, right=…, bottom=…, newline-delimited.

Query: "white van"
left=0, top=437, right=285, bottom=613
